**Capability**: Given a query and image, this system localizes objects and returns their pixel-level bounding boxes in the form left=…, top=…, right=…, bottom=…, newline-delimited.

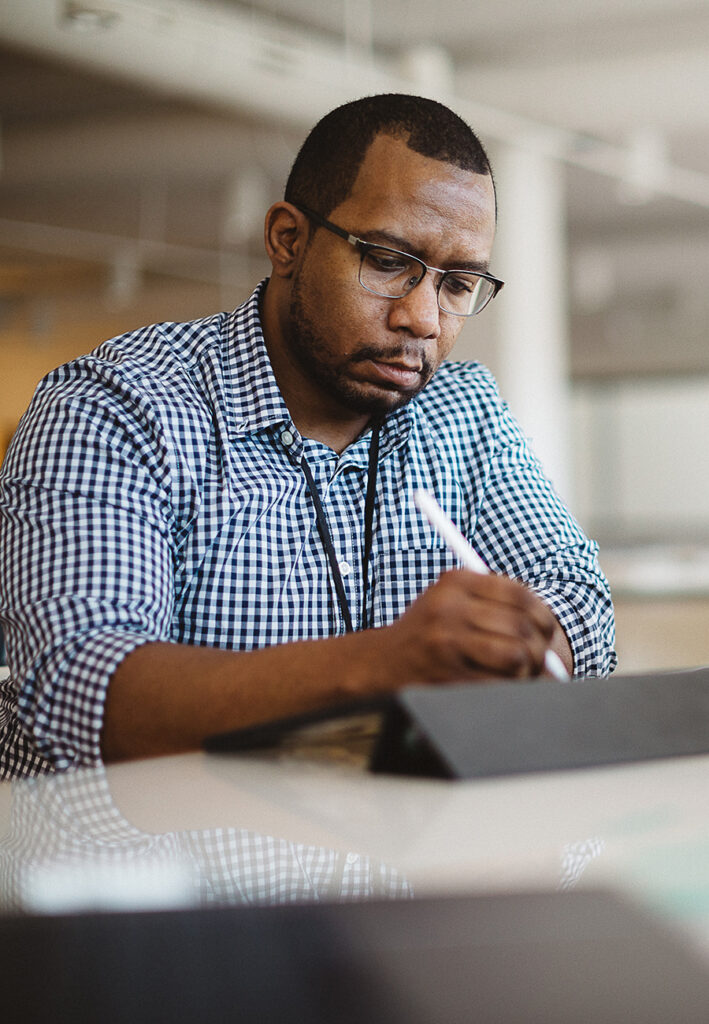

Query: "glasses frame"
left=292, top=202, right=504, bottom=317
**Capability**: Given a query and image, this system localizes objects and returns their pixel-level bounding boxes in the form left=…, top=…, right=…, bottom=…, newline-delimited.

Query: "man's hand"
left=382, top=568, right=564, bottom=684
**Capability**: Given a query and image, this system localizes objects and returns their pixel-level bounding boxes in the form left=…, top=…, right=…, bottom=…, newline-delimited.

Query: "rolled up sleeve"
left=473, top=404, right=616, bottom=678
left=0, top=364, right=178, bottom=770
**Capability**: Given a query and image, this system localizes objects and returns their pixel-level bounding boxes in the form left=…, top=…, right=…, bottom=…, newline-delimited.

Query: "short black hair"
left=284, top=93, right=494, bottom=217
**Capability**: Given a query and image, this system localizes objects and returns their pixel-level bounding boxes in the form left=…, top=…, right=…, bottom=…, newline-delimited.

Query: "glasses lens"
left=438, top=273, right=496, bottom=316
left=358, top=246, right=426, bottom=299
left=358, top=244, right=499, bottom=317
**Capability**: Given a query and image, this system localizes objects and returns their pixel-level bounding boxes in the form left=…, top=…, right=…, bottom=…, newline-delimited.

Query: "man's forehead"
left=333, top=135, right=496, bottom=260
left=340, top=134, right=494, bottom=217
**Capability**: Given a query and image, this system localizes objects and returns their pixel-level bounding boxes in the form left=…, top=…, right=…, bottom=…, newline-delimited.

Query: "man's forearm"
left=100, top=631, right=393, bottom=762
left=549, top=620, right=574, bottom=676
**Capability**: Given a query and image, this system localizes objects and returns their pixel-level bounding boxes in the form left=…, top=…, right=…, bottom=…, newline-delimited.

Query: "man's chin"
left=338, top=380, right=421, bottom=417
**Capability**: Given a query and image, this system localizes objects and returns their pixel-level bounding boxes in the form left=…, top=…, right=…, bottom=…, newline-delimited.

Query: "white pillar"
left=493, top=141, right=573, bottom=504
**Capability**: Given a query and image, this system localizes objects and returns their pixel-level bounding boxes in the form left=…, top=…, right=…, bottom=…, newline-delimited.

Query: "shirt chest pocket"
left=372, top=547, right=460, bottom=627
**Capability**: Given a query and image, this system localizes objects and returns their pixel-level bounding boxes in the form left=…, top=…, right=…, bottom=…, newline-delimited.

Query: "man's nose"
left=386, top=271, right=441, bottom=338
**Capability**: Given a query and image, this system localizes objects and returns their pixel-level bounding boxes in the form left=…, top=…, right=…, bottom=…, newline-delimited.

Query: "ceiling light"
left=61, top=1, right=120, bottom=31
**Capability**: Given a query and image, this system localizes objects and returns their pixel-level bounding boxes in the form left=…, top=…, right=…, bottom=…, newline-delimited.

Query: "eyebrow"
left=357, top=228, right=491, bottom=274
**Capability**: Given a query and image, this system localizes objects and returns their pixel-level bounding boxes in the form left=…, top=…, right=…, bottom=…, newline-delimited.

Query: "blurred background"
left=2, top=0, right=709, bottom=673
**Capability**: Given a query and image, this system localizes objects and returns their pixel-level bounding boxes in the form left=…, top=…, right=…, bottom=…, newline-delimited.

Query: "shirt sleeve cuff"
left=17, top=630, right=159, bottom=771
left=535, top=587, right=617, bottom=679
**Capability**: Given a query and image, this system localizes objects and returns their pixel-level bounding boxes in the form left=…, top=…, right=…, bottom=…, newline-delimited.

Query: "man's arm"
left=455, top=371, right=615, bottom=679
left=102, top=568, right=564, bottom=762
left=1, top=356, right=579, bottom=773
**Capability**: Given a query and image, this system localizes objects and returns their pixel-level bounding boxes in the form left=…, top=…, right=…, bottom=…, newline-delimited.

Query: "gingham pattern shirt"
left=0, top=281, right=616, bottom=778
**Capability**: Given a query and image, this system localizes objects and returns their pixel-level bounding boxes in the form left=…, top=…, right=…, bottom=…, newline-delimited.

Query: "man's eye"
left=443, top=273, right=478, bottom=295
left=364, top=249, right=410, bottom=273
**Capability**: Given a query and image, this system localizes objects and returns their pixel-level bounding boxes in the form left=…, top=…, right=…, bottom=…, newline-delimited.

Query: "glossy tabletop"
left=3, top=741, right=709, bottom=958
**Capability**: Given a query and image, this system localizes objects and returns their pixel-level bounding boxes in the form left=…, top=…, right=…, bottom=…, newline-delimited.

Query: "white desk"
left=3, top=745, right=709, bottom=956
left=5, top=747, right=709, bottom=1022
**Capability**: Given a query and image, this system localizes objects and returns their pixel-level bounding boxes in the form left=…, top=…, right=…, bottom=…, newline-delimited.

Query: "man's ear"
left=264, top=202, right=309, bottom=279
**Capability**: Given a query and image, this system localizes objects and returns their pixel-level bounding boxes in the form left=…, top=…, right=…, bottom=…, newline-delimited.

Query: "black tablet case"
left=205, top=668, right=709, bottom=779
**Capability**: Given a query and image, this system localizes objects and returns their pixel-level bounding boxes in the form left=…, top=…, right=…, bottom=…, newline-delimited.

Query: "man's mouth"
left=359, top=358, right=423, bottom=389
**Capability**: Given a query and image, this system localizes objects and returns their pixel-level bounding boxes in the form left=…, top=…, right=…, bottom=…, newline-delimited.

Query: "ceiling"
left=2, top=0, right=709, bottom=379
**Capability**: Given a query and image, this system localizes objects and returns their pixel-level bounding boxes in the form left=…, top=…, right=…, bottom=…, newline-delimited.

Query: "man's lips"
left=359, top=358, right=423, bottom=389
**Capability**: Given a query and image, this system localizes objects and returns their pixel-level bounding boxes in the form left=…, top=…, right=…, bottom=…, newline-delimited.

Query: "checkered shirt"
left=0, top=281, right=616, bottom=778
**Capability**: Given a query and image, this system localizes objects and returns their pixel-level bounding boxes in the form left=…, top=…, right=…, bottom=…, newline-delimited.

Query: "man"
left=0, top=94, right=615, bottom=778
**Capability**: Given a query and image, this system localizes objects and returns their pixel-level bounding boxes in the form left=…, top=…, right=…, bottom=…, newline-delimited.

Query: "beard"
left=288, top=276, right=436, bottom=418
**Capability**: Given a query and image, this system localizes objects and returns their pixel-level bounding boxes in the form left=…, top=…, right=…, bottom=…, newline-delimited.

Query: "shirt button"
left=346, top=853, right=359, bottom=865
left=280, top=429, right=295, bottom=447
left=338, top=560, right=352, bottom=577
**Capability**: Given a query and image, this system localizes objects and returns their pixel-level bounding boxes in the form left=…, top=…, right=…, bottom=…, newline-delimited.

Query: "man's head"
left=284, top=92, right=495, bottom=218
left=262, top=94, right=498, bottom=449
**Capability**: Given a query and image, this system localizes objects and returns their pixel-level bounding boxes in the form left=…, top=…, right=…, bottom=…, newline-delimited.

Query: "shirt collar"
left=222, top=279, right=292, bottom=439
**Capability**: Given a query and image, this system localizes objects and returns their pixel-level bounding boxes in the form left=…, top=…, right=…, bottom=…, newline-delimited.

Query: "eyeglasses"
left=293, top=203, right=503, bottom=317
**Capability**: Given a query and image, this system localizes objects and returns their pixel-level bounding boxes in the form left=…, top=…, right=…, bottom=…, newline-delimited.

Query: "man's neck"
left=293, top=411, right=373, bottom=454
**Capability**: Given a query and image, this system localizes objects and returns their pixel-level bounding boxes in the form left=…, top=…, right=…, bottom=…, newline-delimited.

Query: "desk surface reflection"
left=1, top=747, right=709, bottom=932
left=4, top=750, right=709, bottom=1022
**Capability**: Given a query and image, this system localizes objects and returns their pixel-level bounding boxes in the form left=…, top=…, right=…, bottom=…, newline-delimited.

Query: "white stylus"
left=413, top=489, right=570, bottom=682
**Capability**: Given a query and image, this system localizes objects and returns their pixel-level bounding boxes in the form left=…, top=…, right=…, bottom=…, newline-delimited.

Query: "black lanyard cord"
left=360, top=420, right=380, bottom=629
left=300, top=421, right=381, bottom=634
